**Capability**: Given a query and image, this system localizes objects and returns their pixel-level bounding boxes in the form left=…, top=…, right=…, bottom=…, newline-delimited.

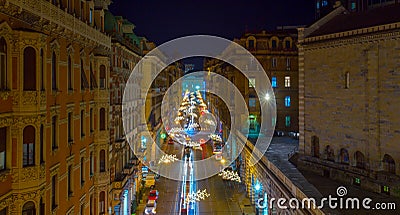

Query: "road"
left=155, top=140, right=248, bottom=215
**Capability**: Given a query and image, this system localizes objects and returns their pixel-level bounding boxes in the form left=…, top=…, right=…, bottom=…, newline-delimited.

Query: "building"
left=315, top=0, right=399, bottom=19
left=0, top=0, right=112, bottom=214
left=104, top=11, right=144, bottom=215
left=298, top=4, right=400, bottom=197
left=206, top=29, right=299, bottom=134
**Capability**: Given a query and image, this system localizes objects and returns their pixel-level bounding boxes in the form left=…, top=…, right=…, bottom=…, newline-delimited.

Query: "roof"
left=309, top=3, right=400, bottom=37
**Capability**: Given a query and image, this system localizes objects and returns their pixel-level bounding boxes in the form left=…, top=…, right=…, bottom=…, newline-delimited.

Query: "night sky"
left=109, top=0, right=315, bottom=69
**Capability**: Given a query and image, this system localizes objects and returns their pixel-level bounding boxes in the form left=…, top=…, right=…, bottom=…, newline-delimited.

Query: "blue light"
left=195, top=85, right=200, bottom=90
left=271, top=77, right=277, bottom=88
left=255, top=183, right=261, bottom=191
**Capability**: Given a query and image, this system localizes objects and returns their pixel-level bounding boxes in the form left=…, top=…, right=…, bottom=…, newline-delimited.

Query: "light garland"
left=218, top=170, right=241, bottom=182
left=158, top=154, right=178, bottom=164
left=186, top=189, right=210, bottom=203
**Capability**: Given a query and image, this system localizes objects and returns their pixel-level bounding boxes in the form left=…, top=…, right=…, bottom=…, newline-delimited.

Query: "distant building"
left=299, top=4, right=400, bottom=196
left=315, top=0, right=399, bottom=19
left=185, top=64, right=195, bottom=73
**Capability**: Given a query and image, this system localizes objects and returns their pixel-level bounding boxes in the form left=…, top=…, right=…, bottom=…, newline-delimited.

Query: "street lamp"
left=264, top=93, right=270, bottom=101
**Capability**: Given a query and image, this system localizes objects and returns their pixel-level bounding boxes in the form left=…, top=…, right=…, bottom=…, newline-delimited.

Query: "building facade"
left=206, top=30, right=299, bottom=133
left=298, top=5, right=400, bottom=196
left=104, top=11, right=144, bottom=215
left=0, top=0, right=112, bottom=214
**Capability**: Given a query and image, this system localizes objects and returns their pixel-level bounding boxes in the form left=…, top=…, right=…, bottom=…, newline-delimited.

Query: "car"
left=215, top=154, right=222, bottom=161
left=168, top=138, right=174, bottom=144
left=145, top=173, right=156, bottom=188
left=144, top=200, right=157, bottom=214
left=148, top=190, right=159, bottom=201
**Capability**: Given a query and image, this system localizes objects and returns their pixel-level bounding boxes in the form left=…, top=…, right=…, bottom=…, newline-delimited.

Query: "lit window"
left=249, top=98, right=256, bottom=107
left=316, top=1, right=320, bottom=9
left=285, top=96, right=291, bottom=107
left=272, top=58, right=277, bottom=68
left=271, top=77, right=277, bottom=88
left=351, top=2, right=356, bottom=10
left=249, top=78, right=256, bottom=88
left=322, top=0, right=328, bottom=7
left=89, top=8, right=93, bottom=24
left=285, top=116, right=291, bottom=127
left=285, top=76, right=291, bottom=88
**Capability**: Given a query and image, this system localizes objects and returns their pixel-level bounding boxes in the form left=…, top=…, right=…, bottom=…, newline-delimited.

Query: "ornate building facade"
left=0, top=0, right=112, bottom=214
left=104, top=11, right=143, bottom=215
left=298, top=4, right=400, bottom=196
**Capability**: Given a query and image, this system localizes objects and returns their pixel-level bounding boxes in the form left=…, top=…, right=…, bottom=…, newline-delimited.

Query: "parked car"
left=145, top=173, right=156, bottom=188
left=144, top=200, right=157, bottom=214
left=148, top=190, right=159, bottom=201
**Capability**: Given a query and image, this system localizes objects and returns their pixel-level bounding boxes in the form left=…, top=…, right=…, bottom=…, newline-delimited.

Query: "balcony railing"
left=10, top=0, right=111, bottom=48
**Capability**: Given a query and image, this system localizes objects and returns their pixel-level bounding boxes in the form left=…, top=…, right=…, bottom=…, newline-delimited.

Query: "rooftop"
left=308, top=3, right=400, bottom=37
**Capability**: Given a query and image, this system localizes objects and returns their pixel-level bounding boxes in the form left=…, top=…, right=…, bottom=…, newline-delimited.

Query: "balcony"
left=5, top=0, right=111, bottom=48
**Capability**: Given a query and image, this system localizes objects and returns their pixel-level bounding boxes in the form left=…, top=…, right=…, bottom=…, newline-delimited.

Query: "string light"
left=186, top=189, right=211, bottom=203
left=218, top=169, right=241, bottom=182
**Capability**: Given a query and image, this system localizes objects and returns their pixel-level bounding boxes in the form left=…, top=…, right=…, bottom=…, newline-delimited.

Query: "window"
left=271, top=40, right=277, bottom=49
left=100, top=150, right=105, bottom=172
left=52, top=51, right=57, bottom=90
left=99, top=191, right=105, bottom=213
left=248, top=39, right=254, bottom=49
left=23, top=126, right=35, bottom=167
left=81, top=60, right=89, bottom=90
left=52, top=175, right=57, bottom=210
left=311, top=136, right=319, bottom=158
left=90, top=108, right=94, bottom=132
left=285, top=96, right=291, bottom=107
left=100, top=108, right=106, bottom=131
left=52, top=116, right=58, bottom=150
left=322, top=0, right=328, bottom=7
left=0, top=37, right=7, bottom=90
left=383, top=154, right=396, bottom=174
left=0, top=127, right=6, bottom=170
left=249, top=78, right=256, bottom=88
left=285, top=76, right=290, bottom=87
left=100, top=65, right=106, bottom=89
left=80, top=157, right=85, bottom=185
left=286, top=58, right=291, bottom=69
left=68, top=56, right=73, bottom=90
left=40, top=49, right=44, bottom=90
left=81, top=110, right=85, bottom=137
left=40, top=125, right=44, bottom=163
left=90, top=152, right=94, bottom=176
left=22, top=201, right=36, bottom=215
left=271, top=76, right=277, bottom=88
left=285, top=116, right=291, bottom=127
left=23, top=47, right=36, bottom=91
left=355, top=151, right=365, bottom=169
left=340, top=148, right=349, bottom=164
left=89, top=63, right=97, bottom=90
left=272, top=58, right=277, bottom=68
left=68, top=165, right=73, bottom=196
left=68, top=112, right=73, bottom=142
left=90, top=194, right=93, bottom=215
left=89, top=8, right=93, bottom=24
left=249, top=98, right=256, bottom=107
left=345, top=72, right=350, bottom=89
left=316, top=1, right=320, bottom=9
left=285, top=40, right=291, bottom=49
left=351, top=2, right=356, bottom=10
left=0, top=207, right=7, bottom=215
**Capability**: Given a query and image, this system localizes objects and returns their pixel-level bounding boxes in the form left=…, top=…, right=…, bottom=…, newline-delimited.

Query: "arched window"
left=68, top=56, right=73, bottom=90
left=383, top=154, right=396, bottom=174
left=22, top=201, right=36, bottom=215
left=100, top=108, right=106, bottom=131
left=311, top=136, right=319, bottom=158
left=355, top=151, right=365, bottom=169
left=51, top=51, right=57, bottom=90
left=23, top=126, right=35, bottom=167
left=324, top=145, right=335, bottom=162
left=271, top=40, right=277, bottom=49
left=0, top=37, right=7, bottom=90
left=99, top=65, right=106, bottom=89
left=23, top=47, right=36, bottom=91
left=339, top=148, right=349, bottom=164
left=99, top=191, right=105, bottom=213
left=40, top=124, right=44, bottom=163
left=100, top=150, right=105, bottom=172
